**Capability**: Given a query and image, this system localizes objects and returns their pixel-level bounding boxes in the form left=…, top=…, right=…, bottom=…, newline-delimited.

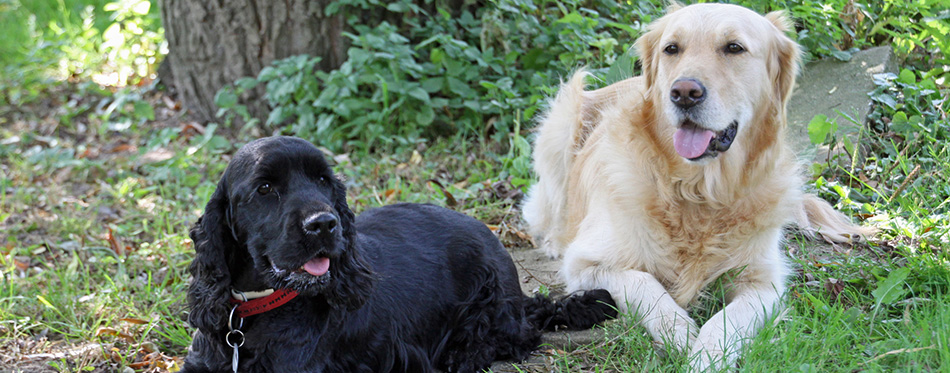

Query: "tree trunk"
left=160, top=0, right=346, bottom=122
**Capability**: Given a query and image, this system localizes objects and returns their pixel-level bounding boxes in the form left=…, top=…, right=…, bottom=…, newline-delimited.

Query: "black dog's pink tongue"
left=303, top=257, right=330, bottom=276
left=674, top=125, right=716, bottom=159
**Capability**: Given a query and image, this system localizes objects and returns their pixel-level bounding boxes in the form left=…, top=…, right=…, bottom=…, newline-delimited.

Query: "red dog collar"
left=229, top=288, right=299, bottom=318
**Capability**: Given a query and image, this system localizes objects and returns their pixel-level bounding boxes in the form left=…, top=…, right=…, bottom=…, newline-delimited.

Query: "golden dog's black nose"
left=670, top=78, right=706, bottom=109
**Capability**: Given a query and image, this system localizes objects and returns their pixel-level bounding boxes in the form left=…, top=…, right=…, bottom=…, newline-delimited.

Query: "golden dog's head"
left=636, top=3, right=801, bottom=163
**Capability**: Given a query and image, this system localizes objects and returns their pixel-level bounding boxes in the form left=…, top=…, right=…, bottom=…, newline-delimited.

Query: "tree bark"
left=160, top=0, right=346, bottom=122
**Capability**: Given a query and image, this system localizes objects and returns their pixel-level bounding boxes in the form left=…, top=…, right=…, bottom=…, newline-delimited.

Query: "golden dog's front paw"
left=665, top=314, right=700, bottom=353
left=689, top=346, right=725, bottom=372
left=688, top=325, right=741, bottom=372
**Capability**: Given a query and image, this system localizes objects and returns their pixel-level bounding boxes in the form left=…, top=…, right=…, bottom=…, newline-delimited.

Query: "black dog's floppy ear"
left=187, top=177, right=235, bottom=334
left=326, top=175, right=375, bottom=311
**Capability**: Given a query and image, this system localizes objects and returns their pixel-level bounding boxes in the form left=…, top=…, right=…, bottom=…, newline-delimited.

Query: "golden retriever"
left=522, top=3, right=871, bottom=370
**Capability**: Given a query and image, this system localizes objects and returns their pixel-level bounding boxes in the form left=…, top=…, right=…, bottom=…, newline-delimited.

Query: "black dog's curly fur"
left=181, top=136, right=616, bottom=373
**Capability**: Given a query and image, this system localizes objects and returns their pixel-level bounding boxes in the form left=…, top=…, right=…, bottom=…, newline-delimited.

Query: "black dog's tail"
left=523, top=289, right=618, bottom=331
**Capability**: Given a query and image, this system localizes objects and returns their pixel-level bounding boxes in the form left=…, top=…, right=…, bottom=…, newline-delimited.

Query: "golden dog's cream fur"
left=522, top=3, right=870, bottom=370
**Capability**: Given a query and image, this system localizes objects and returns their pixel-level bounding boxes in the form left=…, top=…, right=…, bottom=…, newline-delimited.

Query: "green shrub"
left=217, top=0, right=662, bottom=154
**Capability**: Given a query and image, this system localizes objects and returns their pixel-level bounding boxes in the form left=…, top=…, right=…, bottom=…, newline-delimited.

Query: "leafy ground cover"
left=2, top=0, right=949, bottom=372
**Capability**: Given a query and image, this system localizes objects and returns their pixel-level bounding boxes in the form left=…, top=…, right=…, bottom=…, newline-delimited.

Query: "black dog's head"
left=187, top=136, right=373, bottom=333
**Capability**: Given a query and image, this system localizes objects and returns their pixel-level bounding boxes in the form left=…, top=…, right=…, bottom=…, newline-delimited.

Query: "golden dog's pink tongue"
left=303, top=257, right=330, bottom=276
left=674, top=126, right=716, bottom=159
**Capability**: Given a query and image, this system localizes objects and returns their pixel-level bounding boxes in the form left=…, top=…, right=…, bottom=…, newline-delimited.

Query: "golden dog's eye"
left=725, top=43, right=745, bottom=54
left=257, top=183, right=273, bottom=195
left=663, top=44, right=679, bottom=55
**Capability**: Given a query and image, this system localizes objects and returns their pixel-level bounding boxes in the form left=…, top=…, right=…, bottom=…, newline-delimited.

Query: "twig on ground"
left=860, top=345, right=935, bottom=366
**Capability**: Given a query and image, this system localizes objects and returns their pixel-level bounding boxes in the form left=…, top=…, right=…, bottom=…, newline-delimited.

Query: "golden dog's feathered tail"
left=522, top=72, right=591, bottom=257
left=797, top=194, right=874, bottom=243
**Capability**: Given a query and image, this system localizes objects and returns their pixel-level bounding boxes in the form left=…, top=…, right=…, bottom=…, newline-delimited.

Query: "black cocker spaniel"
left=181, top=136, right=616, bottom=373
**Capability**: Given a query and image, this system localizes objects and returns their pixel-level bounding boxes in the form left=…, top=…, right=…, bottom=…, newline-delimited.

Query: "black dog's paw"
left=558, top=289, right=618, bottom=330
left=526, top=289, right=618, bottom=331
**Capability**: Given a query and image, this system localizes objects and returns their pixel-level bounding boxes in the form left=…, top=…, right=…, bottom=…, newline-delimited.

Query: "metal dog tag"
left=232, top=343, right=239, bottom=373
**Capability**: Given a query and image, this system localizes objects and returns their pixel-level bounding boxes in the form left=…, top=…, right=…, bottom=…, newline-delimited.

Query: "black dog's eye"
left=257, top=183, right=273, bottom=195
left=663, top=43, right=679, bottom=55
left=725, top=43, right=745, bottom=54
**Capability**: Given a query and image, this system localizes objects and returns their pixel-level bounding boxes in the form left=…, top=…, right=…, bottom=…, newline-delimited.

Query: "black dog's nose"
left=670, top=78, right=706, bottom=109
left=303, top=213, right=337, bottom=234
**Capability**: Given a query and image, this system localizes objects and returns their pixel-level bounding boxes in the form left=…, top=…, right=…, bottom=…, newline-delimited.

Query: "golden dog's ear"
left=765, top=10, right=802, bottom=109
left=635, top=27, right=659, bottom=89
left=636, top=3, right=682, bottom=89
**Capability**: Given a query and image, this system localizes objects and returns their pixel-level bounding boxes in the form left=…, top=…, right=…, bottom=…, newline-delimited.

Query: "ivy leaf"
left=870, top=90, right=898, bottom=110
left=415, top=106, right=435, bottom=126
left=386, top=1, right=409, bottom=12
left=407, top=86, right=430, bottom=103
left=235, top=77, right=259, bottom=92
left=214, top=88, right=237, bottom=109
left=132, top=100, right=154, bottom=121
left=556, top=12, right=584, bottom=25
left=872, top=267, right=911, bottom=306
left=257, top=66, right=278, bottom=81
left=447, top=77, right=477, bottom=98
left=897, top=69, right=916, bottom=85
left=807, top=114, right=836, bottom=145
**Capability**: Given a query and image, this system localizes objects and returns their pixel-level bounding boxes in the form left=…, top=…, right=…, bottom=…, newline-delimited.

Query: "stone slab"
left=510, top=247, right=562, bottom=296
left=787, top=46, right=896, bottom=159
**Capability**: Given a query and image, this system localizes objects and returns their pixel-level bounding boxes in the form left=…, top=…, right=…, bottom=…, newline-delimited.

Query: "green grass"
left=2, top=0, right=949, bottom=371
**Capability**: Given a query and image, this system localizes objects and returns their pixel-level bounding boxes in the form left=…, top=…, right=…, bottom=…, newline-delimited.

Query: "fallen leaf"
left=140, top=148, right=175, bottom=164
left=333, top=153, right=351, bottom=165
left=825, top=278, right=845, bottom=301
left=14, top=259, right=30, bottom=270
left=105, top=227, right=131, bottom=255
left=96, top=327, right=118, bottom=337
left=514, top=230, right=531, bottom=241
left=384, top=189, right=399, bottom=202
left=427, top=179, right=458, bottom=207
left=120, top=318, right=148, bottom=325
left=162, top=95, right=180, bottom=110
left=78, top=147, right=98, bottom=159
left=181, top=121, right=205, bottom=135
left=128, top=361, right=151, bottom=369
left=138, top=341, right=159, bottom=353
left=110, top=144, right=136, bottom=153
